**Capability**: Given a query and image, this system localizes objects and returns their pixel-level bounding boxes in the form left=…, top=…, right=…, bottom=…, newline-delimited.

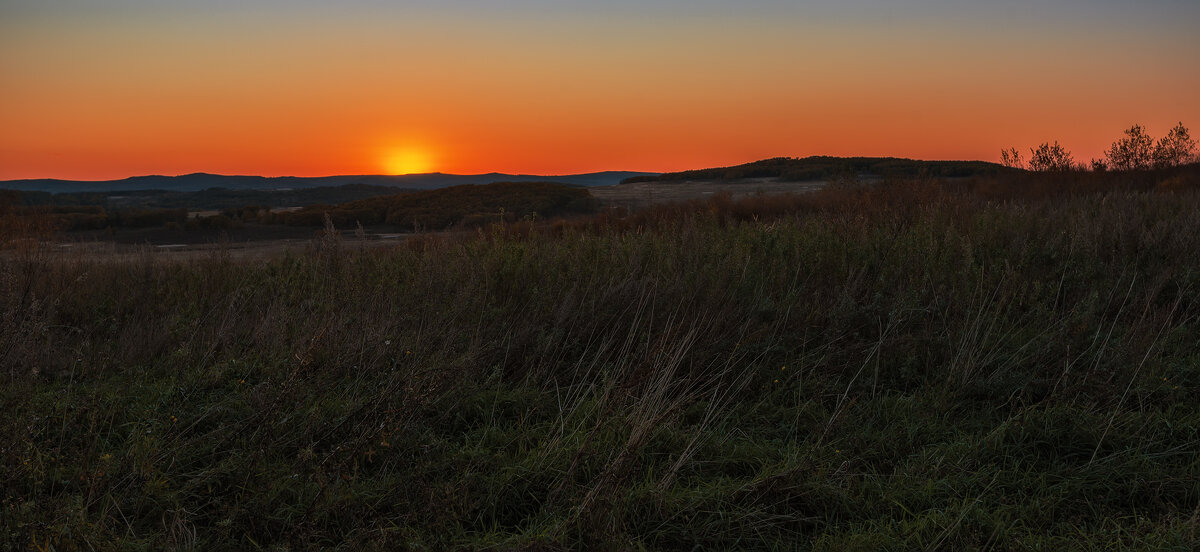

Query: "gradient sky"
left=2, top=0, right=1198, bottom=179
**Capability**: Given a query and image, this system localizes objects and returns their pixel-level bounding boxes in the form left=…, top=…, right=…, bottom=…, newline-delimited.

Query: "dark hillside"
left=623, top=156, right=1012, bottom=183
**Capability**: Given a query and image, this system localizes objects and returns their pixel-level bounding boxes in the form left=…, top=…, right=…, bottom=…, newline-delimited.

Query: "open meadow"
left=5, top=0, right=1199, bottom=547
left=4, top=168, right=1200, bottom=549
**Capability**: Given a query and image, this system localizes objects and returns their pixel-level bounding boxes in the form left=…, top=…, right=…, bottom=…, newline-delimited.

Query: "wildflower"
left=405, top=350, right=412, bottom=355
left=238, top=379, right=245, bottom=384
left=773, top=379, right=779, bottom=384
left=170, top=415, right=178, bottom=423
left=781, top=365, right=787, bottom=371
left=100, top=453, right=112, bottom=461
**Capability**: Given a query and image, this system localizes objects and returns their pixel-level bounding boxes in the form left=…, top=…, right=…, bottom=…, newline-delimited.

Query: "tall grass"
left=3, top=177, right=1200, bottom=549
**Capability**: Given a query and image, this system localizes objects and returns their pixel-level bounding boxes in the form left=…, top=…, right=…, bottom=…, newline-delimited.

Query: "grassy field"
left=3, top=171, right=1200, bottom=550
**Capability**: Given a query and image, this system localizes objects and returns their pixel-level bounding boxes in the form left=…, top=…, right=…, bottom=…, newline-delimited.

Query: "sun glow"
left=382, top=148, right=435, bottom=175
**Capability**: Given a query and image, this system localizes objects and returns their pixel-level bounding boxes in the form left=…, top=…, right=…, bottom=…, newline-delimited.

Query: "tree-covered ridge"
left=8, top=184, right=414, bottom=211
left=622, top=156, right=1012, bottom=184
left=274, top=181, right=596, bottom=229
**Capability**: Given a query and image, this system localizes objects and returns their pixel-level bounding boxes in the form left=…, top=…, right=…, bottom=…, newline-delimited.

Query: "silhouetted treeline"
left=622, top=156, right=1013, bottom=184
left=6, top=205, right=190, bottom=231
left=2, top=182, right=596, bottom=233
left=8, top=183, right=413, bottom=211
left=271, top=181, right=596, bottom=230
left=9, top=191, right=111, bottom=207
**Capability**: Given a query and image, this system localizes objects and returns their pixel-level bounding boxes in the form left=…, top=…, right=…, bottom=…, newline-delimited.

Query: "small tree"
left=1028, top=141, right=1074, bottom=172
left=1106, top=124, right=1155, bottom=171
left=999, top=147, right=1024, bottom=169
left=1153, top=122, right=1197, bottom=168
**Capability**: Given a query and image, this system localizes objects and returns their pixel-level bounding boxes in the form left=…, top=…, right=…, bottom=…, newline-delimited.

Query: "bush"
left=1153, top=122, right=1197, bottom=168
left=1107, top=124, right=1158, bottom=171
left=1027, top=141, right=1074, bottom=172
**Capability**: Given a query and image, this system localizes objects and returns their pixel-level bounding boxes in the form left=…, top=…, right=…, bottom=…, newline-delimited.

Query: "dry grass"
left=3, top=169, right=1200, bottom=549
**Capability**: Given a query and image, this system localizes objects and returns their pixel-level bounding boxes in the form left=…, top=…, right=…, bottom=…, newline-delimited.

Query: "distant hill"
left=621, top=156, right=1012, bottom=184
left=0, top=171, right=656, bottom=194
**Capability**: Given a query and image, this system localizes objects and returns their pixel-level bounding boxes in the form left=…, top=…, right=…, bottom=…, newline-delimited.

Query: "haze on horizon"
left=2, top=0, right=1198, bottom=181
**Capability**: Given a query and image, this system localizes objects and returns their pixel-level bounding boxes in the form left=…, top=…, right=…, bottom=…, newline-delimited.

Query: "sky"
left=2, top=0, right=1198, bottom=180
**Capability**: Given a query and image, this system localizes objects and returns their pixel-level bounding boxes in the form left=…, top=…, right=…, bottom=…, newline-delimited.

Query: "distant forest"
left=0, top=182, right=596, bottom=233
left=272, top=181, right=596, bottom=229
left=622, top=156, right=1012, bottom=184
left=9, top=184, right=411, bottom=211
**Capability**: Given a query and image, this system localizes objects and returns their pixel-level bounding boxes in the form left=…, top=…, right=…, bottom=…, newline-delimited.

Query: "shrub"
left=999, top=147, right=1024, bottom=169
left=1107, top=124, right=1157, bottom=171
left=1153, top=122, right=1197, bottom=168
left=1027, top=141, right=1074, bottom=172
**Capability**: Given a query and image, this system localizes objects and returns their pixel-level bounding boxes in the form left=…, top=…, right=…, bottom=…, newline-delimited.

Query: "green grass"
left=3, top=183, right=1200, bottom=550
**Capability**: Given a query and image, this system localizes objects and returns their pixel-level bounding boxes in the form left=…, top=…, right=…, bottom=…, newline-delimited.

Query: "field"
left=589, top=178, right=827, bottom=210
left=18, top=179, right=831, bottom=260
left=4, top=169, right=1200, bottom=550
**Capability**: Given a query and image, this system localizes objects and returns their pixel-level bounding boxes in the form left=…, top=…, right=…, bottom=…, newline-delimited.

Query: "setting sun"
left=382, top=148, right=435, bottom=175
left=5, top=1, right=1200, bottom=547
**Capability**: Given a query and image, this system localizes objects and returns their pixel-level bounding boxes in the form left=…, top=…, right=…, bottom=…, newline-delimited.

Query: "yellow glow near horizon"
left=382, top=148, right=435, bottom=175
left=2, top=5, right=1198, bottom=179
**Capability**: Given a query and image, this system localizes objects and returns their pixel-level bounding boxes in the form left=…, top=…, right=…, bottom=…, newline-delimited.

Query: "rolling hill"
left=621, top=156, right=1012, bottom=184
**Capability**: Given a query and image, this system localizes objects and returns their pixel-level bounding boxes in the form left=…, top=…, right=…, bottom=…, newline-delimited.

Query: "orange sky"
left=2, top=1, right=1199, bottom=180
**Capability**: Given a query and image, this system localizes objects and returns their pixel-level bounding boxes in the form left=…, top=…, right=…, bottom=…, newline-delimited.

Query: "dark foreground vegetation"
left=3, top=166, right=1200, bottom=549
